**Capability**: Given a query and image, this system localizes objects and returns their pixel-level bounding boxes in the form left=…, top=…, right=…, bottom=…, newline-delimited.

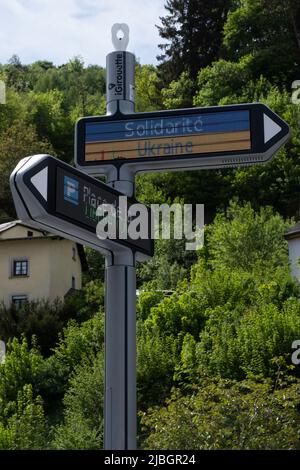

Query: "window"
left=12, top=260, right=28, bottom=277
left=72, top=246, right=76, bottom=261
left=27, top=231, right=33, bottom=237
left=12, top=295, right=28, bottom=309
left=72, top=276, right=76, bottom=289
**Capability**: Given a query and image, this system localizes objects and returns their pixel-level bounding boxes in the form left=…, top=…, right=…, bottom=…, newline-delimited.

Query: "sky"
left=0, top=0, right=166, bottom=66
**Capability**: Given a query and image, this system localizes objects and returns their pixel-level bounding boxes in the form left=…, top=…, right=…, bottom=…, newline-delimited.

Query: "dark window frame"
left=11, top=295, right=28, bottom=309
left=12, top=259, right=29, bottom=277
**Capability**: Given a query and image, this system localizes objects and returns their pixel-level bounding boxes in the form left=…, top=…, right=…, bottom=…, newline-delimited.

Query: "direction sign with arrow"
left=75, top=102, right=290, bottom=177
left=10, top=154, right=153, bottom=260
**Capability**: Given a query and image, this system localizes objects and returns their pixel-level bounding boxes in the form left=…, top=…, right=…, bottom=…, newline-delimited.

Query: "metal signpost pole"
left=105, top=253, right=136, bottom=450
left=104, top=24, right=137, bottom=450
left=71, top=22, right=288, bottom=450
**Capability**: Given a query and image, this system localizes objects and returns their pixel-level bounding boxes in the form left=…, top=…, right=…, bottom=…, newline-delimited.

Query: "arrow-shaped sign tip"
left=30, top=166, right=48, bottom=201
left=263, top=113, right=282, bottom=144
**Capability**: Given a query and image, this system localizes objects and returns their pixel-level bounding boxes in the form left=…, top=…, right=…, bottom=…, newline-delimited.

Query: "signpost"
left=11, top=23, right=291, bottom=451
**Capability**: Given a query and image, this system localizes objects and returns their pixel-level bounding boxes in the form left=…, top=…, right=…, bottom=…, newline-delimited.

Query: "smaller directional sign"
left=75, top=103, right=290, bottom=176
left=10, top=155, right=153, bottom=257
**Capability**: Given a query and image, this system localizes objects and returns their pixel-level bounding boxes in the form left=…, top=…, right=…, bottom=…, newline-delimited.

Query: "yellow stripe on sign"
left=85, top=130, right=251, bottom=161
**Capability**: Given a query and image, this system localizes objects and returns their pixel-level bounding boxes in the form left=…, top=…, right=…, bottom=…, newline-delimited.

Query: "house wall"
left=0, top=227, right=82, bottom=306
left=0, top=225, right=43, bottom=240
left=0, top=238, right=51, bottom=306
left=49, top=239, right=82, bottom=298
left=288, top=238, right=300, bottom=278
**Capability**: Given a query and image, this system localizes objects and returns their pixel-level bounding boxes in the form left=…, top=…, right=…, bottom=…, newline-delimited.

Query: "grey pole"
left=105, top=253, right=136, bottom=450
left=104, top=24, right=137, bottom=450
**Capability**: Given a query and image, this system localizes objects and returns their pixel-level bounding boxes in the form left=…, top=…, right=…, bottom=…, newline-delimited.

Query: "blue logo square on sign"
left=64, top=176, right=79, bottom=205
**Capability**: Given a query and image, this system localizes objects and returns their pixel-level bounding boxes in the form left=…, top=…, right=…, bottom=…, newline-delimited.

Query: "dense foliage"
left=157, top=0, right=232, bottom=85
left=1, top=203, right=300, bottom=449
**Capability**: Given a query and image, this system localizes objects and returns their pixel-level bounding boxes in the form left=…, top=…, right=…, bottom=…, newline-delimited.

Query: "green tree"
left=24, top=89, right=72, bottom=161
left=141, top=378, right=300, bottom=449
left=3, top=55, right=30, bottom=93
left=52, top=353, right=103, bottom=449
left=137, top=323, right=177, bottom=410
left=135, top=64, right=162, bottom=112
left=205, top=201, right=291, bottom=273
left=0, top=295, right=93, bottom=357
left=0, top=384, right=47, bottom=450
left=44, top=313, right=104, bottom=391
left=162, top=71, right=195, bottom=109
left=193, top=56, right=269, bottom=107
left=0, top=120, right=53, bottom=220
left=157, top=0, right=232, bottom=84
left=137, top=238, right=197, bottom=290
left=197, top=294, right=300, bottom=380
left=0, top=337, right=43, bottom=405
left=65, top=58, right=106, bottom=119
left=83, top=248, right=105, bottom=283
left=0, top=87, right=27, bottom=135
left=223, top=0, right=300, bottom=86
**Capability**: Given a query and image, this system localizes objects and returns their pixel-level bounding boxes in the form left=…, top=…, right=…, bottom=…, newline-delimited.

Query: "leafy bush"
left=137, top=238, right=197, bottom=290
left=37, top=313, right=104, bottom=400
left=137, top=291, right=165, bottom=321
left=0, top=294, right=94, bottom=356
left=145, top=287, right=206, bottom=339
left=52, top=353, right=103, bottom=449
left=141, top=378, right=300, bottom=450
left=0, top=384, right=47, bottom=450
left=137, top=323, right=178, bottom=409
left=0, top=337, right=43, bottom=405
left=204, top=201, right=291, bottom=273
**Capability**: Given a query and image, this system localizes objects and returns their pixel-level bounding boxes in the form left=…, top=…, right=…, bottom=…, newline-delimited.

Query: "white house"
left=0, top=220, right=85, bottom=307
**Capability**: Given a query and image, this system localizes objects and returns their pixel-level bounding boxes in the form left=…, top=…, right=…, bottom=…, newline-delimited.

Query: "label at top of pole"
left=106, top=24, right=135, bottom=116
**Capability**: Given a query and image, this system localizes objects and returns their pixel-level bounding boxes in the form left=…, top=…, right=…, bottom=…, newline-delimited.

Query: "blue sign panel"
left=85, top=110, right=250, bottom=143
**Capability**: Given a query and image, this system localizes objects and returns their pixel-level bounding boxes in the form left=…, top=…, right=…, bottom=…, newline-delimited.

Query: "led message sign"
left=11, top=155, right=153, bottom=257
left=75, top=103, right=290, bottom=175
